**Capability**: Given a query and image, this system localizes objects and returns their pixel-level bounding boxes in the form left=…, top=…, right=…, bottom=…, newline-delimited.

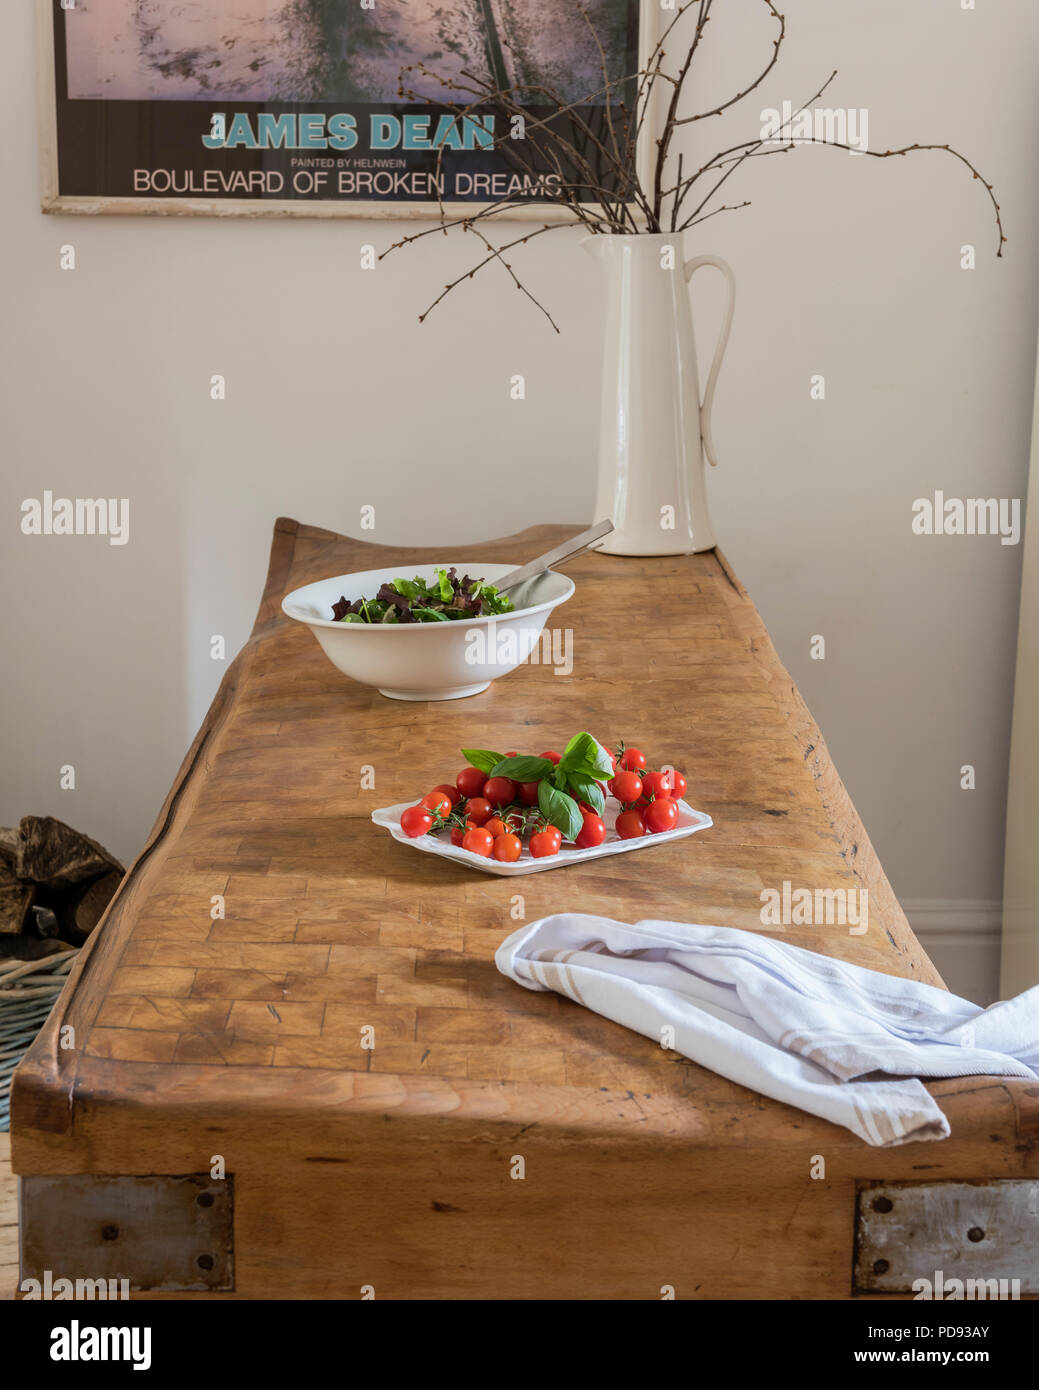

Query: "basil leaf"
left=489, top=755, right=554, bottom=782
left=553, top=766, right=567, bottom=789
left=559, top=731, right=614, bottom=779
left=460, top=748, right=506, bottom=774
left=566, top=773, right=605, bottom=815
left=538, top=780, right=583, bottom=841
left=412, top=606, right=450, bottom=622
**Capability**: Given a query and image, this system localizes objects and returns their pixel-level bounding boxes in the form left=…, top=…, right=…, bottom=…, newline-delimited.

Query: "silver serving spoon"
left=495, top=519, right=615, bottom=594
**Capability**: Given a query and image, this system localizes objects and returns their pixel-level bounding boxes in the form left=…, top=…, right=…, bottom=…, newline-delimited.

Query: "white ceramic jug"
left=582, top=232, right=736, bottom=556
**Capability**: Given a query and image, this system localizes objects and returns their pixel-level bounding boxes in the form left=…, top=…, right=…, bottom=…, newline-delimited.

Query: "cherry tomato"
left=575, top=813, right=606, bottom=849
left=620, top=747, right=646, bottom=773
left=643, top=797, right=679, bottom=834
left=462, top=827, right=494, bottom=856
left=450, top=826, right=465, bottom=846
left=616, top=809, right=645, bottom=840
left=484, top=816, right=507, bottom=839
left=493, top=832, right=522, bottom=863
left=538, top=750, right=562, bottom=765
left=400, top=806, right=433, bottom=838
left=456, top=767, right=487, bottom=799
left=431, top=783, right=462, bottom=809
left=641, top=770, right=673, bottom=801
left=483, top=776, right=517, bottom=808
left=504, top=811, right=526, bottom=834
left=611, top=770, right=643, bottom=804
left=518, top=780, right=541, bottom=806
left=421, top=791, right=453, bottom=818
left=465, top=797, right=493, bottom=826
left=602, top=745, right=616, bottom=773
left=530, top=828, right=561, bottom=858
left=504, top=750, right=519, bottom=758
left=669, top=770, right=688, bottom=800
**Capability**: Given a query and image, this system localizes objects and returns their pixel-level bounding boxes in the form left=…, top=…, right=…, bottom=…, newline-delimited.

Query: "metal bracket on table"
left=19, top=1173, right=234, bottom=1293
left=854, top=1178, right=1039, bottom=1295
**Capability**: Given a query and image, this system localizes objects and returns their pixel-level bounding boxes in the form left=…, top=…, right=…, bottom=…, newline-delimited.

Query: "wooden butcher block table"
left=12, top=519, right=1039, bottom=1300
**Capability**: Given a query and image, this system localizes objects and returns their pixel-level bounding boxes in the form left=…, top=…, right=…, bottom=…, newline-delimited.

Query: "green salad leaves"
left=332, top=567, right=514, bottom=624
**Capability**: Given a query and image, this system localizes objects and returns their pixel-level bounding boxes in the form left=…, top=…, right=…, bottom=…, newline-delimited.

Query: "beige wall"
left=3, top=2, right=1038, bottom=997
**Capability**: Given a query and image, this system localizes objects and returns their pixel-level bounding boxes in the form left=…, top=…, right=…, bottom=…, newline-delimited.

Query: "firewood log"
left=15, top=816, right=123, bottom=889
left=0, top=862, right=34, bottom=937
left=62, top=870, right=122, bottom=944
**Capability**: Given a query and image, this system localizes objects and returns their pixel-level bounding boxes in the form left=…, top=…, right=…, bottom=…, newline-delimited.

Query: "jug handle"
left=684, top=254, right=736, bottom=467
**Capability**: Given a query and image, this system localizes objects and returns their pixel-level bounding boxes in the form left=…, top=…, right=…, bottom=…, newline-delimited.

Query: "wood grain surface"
left=11, top=519, right=1037, bottom=1299
left=0, top=1135, right=15, bottom=1301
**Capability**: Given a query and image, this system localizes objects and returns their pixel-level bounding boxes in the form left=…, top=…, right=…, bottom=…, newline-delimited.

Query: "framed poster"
left=37, top=0, right=655, bottom=220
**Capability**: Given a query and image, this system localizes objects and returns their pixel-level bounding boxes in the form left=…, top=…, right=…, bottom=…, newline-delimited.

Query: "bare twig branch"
left=672, top=0, right=785, bottom=128
left=383, top=3, right=1005, bottom=326
left=685, top=199, right=752, bottom=228
left=416, top=224, right=560, bottom=326
left=463, top=222, right=562, bottom=332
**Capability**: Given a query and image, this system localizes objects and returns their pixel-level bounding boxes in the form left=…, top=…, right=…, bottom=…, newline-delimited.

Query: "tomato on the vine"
left=420, top=791, right=453, bottom=818
left=431, top=783, right=462, bottom=808
left=465, top=797, right=493, bottom=826
left=611, top=769, right=643, bottom=804
left=400, top=806, right=434, bottom=838
left=462, top=827, right=494, bottom=857
left=575, top=813, right=606, bottom=849
left=483, top=776, right=517, bottom=808
left=456, top=767, right=487, bottom=799
left=643, top=797, right=679, bottom=834
left=418, top=739, right=683, bottom=859
left=641, top=770, right=673, bottom=801
left=530, top=827, right=562, bottom=858
left=616, top=810, right=645, bottom=840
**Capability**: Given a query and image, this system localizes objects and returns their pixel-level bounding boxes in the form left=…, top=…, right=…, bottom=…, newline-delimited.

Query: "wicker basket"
left=0, top=950, right=78, bottom=1130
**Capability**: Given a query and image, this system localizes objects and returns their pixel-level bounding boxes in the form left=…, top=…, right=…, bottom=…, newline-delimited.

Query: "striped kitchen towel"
left=495, top=914, right=1039, bottom=1146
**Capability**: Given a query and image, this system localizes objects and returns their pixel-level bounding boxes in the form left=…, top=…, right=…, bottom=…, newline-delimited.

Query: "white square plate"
left=371, top=799, right=713, bottom=875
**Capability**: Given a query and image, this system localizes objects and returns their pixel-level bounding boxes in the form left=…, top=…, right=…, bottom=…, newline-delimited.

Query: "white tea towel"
left=495, top=914, right=1039, bottom=1146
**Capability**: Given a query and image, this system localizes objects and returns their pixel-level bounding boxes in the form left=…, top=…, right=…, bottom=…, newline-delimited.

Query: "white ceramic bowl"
left=281, top=563, right=575, bottom=700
